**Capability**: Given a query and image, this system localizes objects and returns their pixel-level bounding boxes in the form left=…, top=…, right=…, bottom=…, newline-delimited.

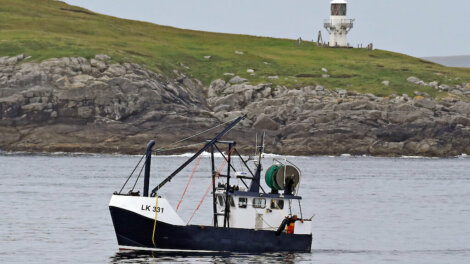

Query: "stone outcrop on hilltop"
left=1, top=54, right=470, bottom=156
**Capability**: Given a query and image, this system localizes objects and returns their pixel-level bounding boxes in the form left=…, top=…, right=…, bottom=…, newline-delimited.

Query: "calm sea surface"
left=0, top=153, right=469, bottom=263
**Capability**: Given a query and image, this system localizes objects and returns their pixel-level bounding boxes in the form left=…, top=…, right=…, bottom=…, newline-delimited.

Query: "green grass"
left=1, top=0, right=469, bottom=97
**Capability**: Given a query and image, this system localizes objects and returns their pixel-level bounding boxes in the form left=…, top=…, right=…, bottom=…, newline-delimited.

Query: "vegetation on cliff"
left=1, top=0, right=470, bottom=97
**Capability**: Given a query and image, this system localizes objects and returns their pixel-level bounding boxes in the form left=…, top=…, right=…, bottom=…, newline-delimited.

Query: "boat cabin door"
left=255, top=213, right=263, bottom=230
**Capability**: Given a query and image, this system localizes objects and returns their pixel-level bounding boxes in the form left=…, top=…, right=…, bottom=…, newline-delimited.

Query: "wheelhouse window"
left=270, top=199, right=284, bottom=210
left=238, top=197, right=248, bottom=208
left=217, top=195, right=235, bottom=207
left=331, top=4, right=347, bottom=16
left=253, top=198, right=266, bottom=209
left=217, top=195, right=224, bottom=206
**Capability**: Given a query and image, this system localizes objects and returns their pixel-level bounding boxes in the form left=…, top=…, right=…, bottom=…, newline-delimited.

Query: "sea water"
left=0, top=154, right=469, bottom=263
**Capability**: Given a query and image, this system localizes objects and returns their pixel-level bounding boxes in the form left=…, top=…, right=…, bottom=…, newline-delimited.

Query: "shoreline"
left=1, top=149, right=468, bottom=159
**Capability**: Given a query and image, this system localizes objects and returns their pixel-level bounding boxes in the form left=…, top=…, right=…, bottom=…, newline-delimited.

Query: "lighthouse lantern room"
left=324, top=0, right=354, bottom=47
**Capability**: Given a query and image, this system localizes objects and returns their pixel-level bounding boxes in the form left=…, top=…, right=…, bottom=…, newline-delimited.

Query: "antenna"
left=255, top=133, right=258, bottom=157
left=249, top=131, right=265, bottom=193
left=257, top=131, right=265, bottom=163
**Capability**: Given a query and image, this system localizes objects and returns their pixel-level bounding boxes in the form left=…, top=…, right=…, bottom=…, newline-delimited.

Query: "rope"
left=155, top=142, right=204, bottom=154
left=154, top=117, right=240, bottom=153
left=187, top=149, right=234, bottom=225
left=187, top=182, right=214, bottom=225
left=152, top=196, right=159, bottom=247
left=176, top=155, right=203, bottom=211
left=118, top=154, right=145, bottom=194
left=130, top=157, right=147, bottom=192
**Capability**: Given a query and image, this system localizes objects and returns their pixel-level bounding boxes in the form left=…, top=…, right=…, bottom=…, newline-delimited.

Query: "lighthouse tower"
left=324, top=0, right=354, bottom=47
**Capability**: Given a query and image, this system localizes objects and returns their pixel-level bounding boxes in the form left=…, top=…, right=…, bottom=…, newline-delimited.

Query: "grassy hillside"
left=1, top=0, right=470, bottom=97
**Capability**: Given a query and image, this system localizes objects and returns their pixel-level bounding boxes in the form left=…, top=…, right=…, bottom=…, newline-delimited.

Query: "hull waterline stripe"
left=119, top=245, right=220, bottom=253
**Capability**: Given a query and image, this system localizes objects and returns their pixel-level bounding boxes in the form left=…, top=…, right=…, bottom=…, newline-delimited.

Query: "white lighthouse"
left=324, top=0, right=354, bottom=47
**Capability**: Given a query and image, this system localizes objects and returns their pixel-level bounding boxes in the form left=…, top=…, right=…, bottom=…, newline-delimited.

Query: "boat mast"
left=143, top=140, right=156, bottom=197
left=150, top=114, right=247, bottom=197
left=210, top=144, right=218, bottom=227
left=224, top=142, right=234, bottom=228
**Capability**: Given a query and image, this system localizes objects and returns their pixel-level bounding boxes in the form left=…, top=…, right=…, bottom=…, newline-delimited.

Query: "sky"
left=62, top=0, right=470, bottom=57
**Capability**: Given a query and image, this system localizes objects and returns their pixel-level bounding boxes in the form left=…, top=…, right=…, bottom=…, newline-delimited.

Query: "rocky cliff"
left=1, top=54, right=470, bottom=156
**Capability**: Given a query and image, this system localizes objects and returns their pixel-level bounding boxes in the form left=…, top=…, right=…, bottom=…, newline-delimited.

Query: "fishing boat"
left=109, top=114, right=313, bottom=253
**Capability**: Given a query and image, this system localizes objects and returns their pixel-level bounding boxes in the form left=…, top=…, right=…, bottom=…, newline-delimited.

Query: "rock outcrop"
left=202, top=79, right=470, bottom=156
left=407, top=76, right=470, bottom=96
left=0, top=55, right=216, bottom=153
left=1, top=55, right=470, bottom=156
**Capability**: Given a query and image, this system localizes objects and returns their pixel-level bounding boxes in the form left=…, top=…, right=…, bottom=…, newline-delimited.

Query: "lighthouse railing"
left=323, top=19, right=354, bottom=30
